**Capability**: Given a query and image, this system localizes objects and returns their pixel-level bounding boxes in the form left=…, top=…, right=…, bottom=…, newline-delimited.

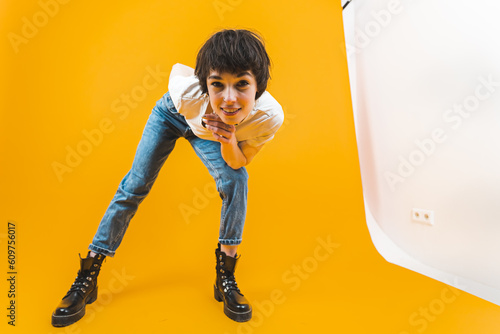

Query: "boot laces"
left=221, top=271, right=241, bottom=294
left=65, top=270, right=91, bottom=298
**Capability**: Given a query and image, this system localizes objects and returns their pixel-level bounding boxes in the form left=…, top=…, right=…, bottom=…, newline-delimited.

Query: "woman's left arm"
left=203, top=114, right=263, bottom=169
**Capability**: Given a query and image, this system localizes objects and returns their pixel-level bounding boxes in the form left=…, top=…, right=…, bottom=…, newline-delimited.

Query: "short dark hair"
left=195, top=29, right=271, bottom=100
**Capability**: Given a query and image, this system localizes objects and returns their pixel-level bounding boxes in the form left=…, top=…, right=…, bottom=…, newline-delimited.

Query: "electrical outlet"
left=411, top=208, right=434, bottom=226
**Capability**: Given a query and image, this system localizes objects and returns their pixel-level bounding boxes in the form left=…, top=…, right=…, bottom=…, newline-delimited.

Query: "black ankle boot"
left=52, top=252, right=105, bottom=327
left=214, top=244, right=252, bottom=322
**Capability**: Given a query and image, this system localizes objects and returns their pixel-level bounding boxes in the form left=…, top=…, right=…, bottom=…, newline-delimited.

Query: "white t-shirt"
left=165, top=64, right=284, bottom=148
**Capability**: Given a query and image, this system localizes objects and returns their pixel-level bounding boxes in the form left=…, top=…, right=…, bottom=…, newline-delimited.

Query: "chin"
left=221, top=118, right=240, bottom=125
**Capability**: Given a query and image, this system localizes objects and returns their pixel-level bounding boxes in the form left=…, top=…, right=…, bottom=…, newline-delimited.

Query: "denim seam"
left=109, top=184, right=143, bottom=251
left=89, top=244, right=115, bottom=257
left=190, top=143, right=228, bottom=234
left=218, top=238, right=242, bottom=246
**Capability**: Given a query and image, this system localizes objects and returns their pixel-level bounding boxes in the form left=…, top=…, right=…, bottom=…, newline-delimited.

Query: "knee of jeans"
left=120, top=171, right=153, bottom=197
left=217, top=166, right=248, bottom=195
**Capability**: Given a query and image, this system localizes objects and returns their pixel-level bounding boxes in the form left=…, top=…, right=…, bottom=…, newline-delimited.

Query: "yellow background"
left=1, top=0, right=499, bottom=333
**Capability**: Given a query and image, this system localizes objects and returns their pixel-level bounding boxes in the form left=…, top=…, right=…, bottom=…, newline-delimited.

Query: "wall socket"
left=411, top=208, right=434, bottom=226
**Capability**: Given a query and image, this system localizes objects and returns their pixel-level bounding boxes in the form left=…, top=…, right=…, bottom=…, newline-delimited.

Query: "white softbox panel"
left=342, top=0, right=500, bottom=305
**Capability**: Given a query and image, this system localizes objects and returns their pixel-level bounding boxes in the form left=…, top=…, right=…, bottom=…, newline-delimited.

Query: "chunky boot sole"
left=51, top=287, right=98, bottom=327
left=214, top=285, right=252, bottom=322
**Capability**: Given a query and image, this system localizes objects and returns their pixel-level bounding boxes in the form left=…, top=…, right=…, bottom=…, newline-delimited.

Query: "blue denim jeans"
left=89, top=92, right=248, bottom=257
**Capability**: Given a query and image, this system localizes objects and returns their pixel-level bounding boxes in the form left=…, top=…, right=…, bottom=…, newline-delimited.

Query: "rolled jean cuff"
left=218, top=238, right=242, bottom=246
left=88, top=244, right=116, bottom=258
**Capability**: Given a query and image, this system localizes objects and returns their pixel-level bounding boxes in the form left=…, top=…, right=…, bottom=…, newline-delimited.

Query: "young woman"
left=52, top=29, right=284, bottom=327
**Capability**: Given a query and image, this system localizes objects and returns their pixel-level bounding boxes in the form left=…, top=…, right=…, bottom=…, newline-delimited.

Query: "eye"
left=210, top=81, right=223, bottom=88
left=237, top=80, right=250, bottom=88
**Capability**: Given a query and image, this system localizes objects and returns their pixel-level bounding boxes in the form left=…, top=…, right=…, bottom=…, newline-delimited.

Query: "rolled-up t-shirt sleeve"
left=241, top=110, right=284, bottom=148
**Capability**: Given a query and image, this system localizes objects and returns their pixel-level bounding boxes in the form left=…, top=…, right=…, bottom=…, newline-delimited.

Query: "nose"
left=223, top=87, right=237, bottom=104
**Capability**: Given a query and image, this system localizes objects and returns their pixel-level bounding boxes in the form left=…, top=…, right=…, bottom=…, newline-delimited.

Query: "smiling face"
left=207, top=70, right=258, bottom=125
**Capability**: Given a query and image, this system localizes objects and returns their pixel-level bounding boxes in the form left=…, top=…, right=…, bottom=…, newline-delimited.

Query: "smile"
left=221, top=108, right=241, bottom=116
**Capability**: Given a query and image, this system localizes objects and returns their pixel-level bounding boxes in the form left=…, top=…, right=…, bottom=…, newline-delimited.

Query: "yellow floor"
left=2, top=0, right=500, bottom=333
